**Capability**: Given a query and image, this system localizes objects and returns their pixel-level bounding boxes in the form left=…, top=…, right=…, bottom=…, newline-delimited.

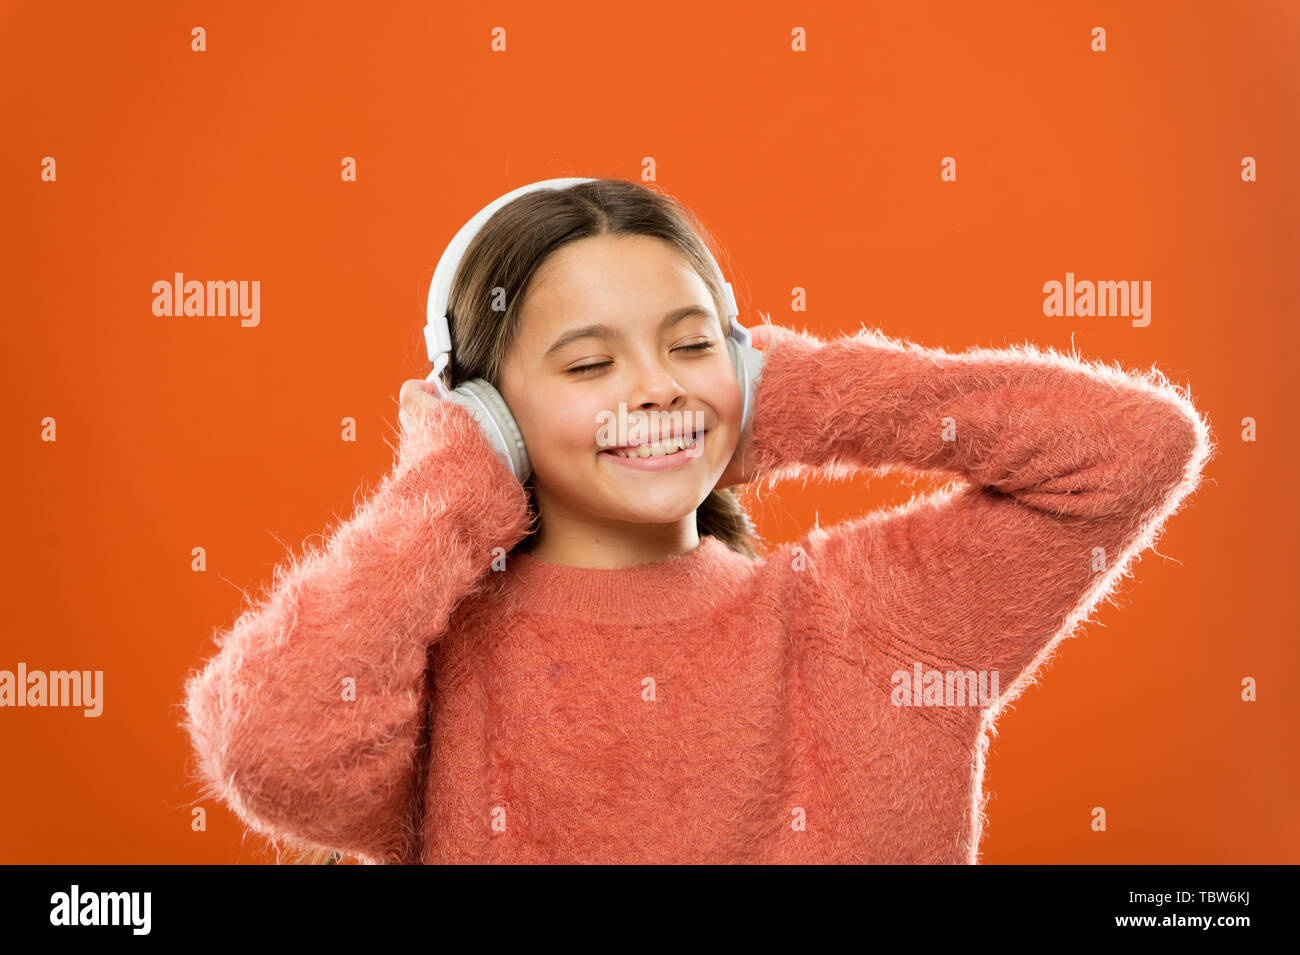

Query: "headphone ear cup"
left=445, top=379, right=532, bottom=484
left=726, top=337, right=766, bottom=437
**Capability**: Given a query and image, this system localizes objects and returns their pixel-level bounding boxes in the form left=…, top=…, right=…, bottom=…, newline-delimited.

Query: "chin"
left=621, top=510, right=703, bottom=526
left=601, top=485, right=706, bottom=515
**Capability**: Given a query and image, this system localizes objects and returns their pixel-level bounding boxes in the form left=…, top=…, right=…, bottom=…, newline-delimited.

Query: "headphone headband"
left=423, top=177, right=746, bottom=393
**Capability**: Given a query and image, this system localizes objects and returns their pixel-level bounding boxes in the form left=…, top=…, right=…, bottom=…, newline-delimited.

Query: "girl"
left=181, top=178, right=1214, bottom=864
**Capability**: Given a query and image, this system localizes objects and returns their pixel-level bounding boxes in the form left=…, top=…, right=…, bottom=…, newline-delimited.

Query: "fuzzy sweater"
left=180, top=323, right=1214, bottom=864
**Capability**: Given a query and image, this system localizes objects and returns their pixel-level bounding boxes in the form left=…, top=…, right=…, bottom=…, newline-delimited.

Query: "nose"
left=624, top=357, right=687, bottom=414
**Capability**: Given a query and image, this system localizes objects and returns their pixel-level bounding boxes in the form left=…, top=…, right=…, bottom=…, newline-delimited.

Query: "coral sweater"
left=181, top=323, right=1214, bottom=864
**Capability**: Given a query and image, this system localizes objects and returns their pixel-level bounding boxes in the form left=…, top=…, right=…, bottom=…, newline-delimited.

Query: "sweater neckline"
left=504, top=535, right=751, bottom=624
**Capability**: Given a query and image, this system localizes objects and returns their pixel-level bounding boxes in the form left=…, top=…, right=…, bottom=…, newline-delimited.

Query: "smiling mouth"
left=599, top=430, right=707, bottom=458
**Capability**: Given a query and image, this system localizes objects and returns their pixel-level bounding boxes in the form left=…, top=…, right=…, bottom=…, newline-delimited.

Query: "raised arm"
left=180, top=399, right=532, bottom=864
left=749, top=323, right=1215, bottom=726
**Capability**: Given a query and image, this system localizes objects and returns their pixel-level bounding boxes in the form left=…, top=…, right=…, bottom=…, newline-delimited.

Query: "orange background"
left=2, top=0, right=1296, bottom=863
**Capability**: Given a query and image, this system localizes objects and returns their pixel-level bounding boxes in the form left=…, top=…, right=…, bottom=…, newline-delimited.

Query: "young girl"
left=181, top=178, right=1214, bottom=864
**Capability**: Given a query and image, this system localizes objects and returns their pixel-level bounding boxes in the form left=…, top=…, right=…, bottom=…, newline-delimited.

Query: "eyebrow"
left=543, top=305, right=717, bottom=360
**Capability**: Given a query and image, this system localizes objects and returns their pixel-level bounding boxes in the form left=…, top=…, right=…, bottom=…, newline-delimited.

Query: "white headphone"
left=422, top=177, right=764, bottom=483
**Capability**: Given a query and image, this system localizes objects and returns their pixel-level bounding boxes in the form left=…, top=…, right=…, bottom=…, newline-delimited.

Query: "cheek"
left=697, top=366, right=743, bottom=422
left=522, top=395, right=605, bottom=471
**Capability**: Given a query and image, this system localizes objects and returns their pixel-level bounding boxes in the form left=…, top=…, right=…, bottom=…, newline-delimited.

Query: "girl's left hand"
left=714, top=323, right=776, bottom=490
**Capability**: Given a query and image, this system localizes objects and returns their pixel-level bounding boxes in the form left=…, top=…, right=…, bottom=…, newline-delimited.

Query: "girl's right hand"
left=398, top=378, right=444, bottom=435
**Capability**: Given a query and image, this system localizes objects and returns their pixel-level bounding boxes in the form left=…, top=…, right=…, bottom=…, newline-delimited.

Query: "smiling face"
left=496, top=233, right=743, bottom=558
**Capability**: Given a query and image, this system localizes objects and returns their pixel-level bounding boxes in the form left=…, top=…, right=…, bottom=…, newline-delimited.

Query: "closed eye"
left=566, top=341, right=715, bottom=376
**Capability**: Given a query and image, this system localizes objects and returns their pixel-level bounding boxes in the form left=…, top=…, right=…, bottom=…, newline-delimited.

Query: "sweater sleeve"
left=749, top=323, right=1215, bottom=729
left=179, top=399, right=533, bottom=864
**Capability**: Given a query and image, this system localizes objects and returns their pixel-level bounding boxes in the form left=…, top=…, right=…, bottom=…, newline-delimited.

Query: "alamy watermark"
left=152, top=273, right=260, bottom=327
left=0, top=663, right=103, bottom=717
left=1043, top=271, right=1151, bottom=327
left=49, top=885, right=150, bottom=935
left=595, top=404, right=706, bottom=457
left=891, top=663, right=1000, bottom=707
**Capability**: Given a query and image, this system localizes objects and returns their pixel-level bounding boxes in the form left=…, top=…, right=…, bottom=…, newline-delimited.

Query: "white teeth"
left=606, top=434, right=698, bottom=458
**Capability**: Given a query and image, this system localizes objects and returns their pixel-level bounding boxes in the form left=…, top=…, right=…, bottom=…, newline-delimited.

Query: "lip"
left=599, top=431, right=706, bottom=471
left=601, top=428, right=706, bottom=452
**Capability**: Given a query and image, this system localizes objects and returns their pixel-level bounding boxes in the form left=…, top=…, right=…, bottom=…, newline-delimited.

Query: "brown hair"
left=435, top=177, right=764, bottom=560
left=281, top=178, right=763, bottom=866
left=282, top=846, right=341, bottom=865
